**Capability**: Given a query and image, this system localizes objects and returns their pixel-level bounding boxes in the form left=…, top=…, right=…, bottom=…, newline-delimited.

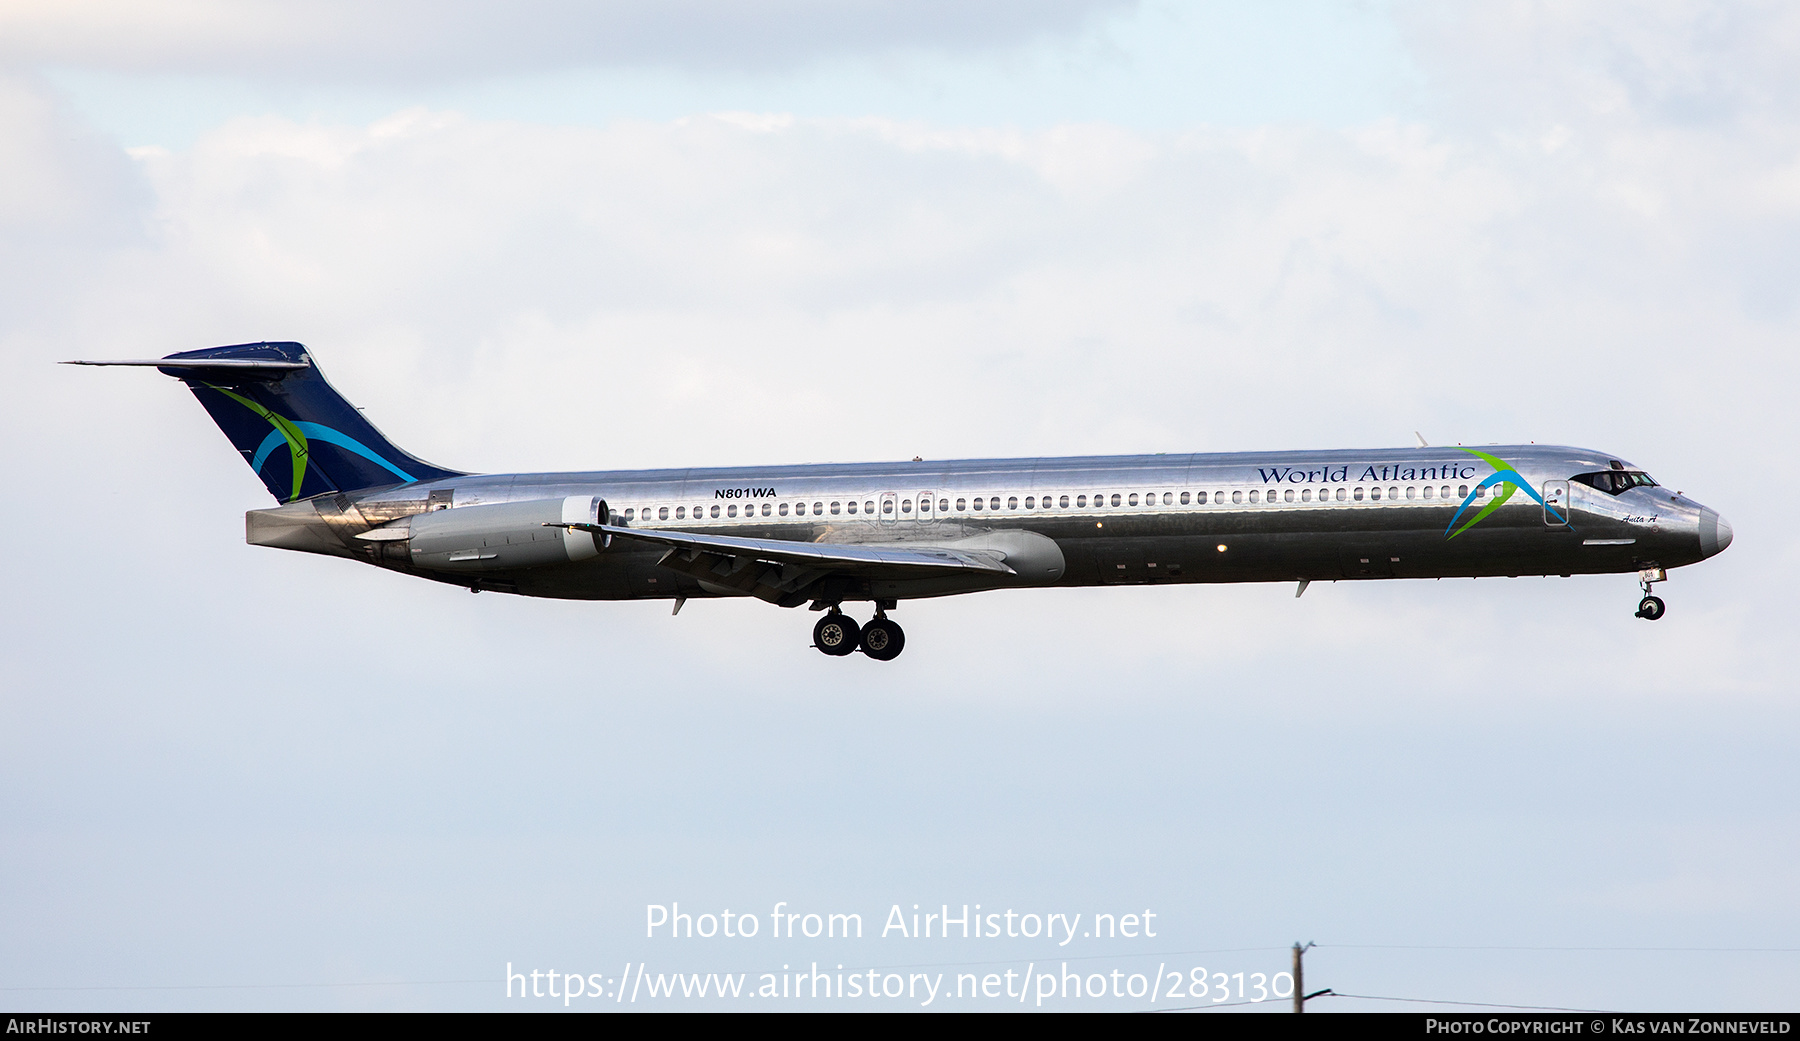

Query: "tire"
left=1637, top=595, right=1666, bottom=620
left=813, top=614, right=861, bottom=656
left=860, top=619, right=906, bottom=661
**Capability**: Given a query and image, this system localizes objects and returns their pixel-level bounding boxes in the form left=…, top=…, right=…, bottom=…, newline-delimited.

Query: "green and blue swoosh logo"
left=208, top=384, right=416, bottom=501
left=1445, top=447, right=1566, bottom=538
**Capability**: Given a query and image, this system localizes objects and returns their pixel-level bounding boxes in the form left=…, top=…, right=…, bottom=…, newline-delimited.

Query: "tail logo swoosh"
left=210, top=384, right=416, bottom=501
left=1444, top=447, right=1567, bottom=539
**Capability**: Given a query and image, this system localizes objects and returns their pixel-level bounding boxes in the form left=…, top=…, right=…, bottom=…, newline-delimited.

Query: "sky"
left=2, top=0, right=1797, bottom=1013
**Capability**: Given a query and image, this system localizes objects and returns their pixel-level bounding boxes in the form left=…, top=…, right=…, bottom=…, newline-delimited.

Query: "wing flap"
left=551, top=523, right=1016, bottom=576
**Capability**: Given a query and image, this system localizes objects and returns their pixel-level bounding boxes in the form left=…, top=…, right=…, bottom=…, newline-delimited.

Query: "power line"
left=1148, top=996, right=1284, bottom=1012
left=0, top=980, right=491, bottom=993
left=6, top=943, right=1787, bottom=996
left=1322, top=945, right=1800, bottom=953
left=1323, top=991, right=1609, bottom=1013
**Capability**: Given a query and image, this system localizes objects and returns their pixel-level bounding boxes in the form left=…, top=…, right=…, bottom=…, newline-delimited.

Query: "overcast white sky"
left=2, top=0, right=1796, bottom=1013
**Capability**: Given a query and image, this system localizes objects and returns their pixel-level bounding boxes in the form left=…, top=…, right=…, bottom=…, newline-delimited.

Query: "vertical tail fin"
left=72, top=341, right=462, bottom=501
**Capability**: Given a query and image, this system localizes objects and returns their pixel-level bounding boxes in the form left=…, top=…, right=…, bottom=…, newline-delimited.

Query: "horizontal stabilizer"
left=69, top=342, right=462, bottom=502
left=63, top=358, right=310, bottom=375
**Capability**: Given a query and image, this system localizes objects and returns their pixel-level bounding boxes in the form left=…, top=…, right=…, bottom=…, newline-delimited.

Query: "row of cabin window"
left=618, top=484, right=1489, bottom=523
left=624, top=500, right=878, bottom=522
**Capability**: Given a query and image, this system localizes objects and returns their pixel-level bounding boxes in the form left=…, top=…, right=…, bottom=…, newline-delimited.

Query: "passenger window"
left=763, top=503, right=773, bottom=516
left=795, top=502, right=806, bottom=516
left=1025, top=496, right=1035, bottom=509
left=624, top=508, right=635, bottom=520
left=711, top=505, right=720, bottom=518
left=901, top=499, right=911, bottom=513
left=973, top=497, right=983, bottom=510
left=814, top=502, right=823, bottom=514
left=1007, top=496, right=1018, bottom=509
left=990, top=497, right=1000, bottom=510
left=779, top=503, right=789, bottom=516
left=846, top=501, right=857, bottom=514
left=1180, top=492, right=1190, bottom=505
left=728, top=504, right=738, bottom=517
left=956, top=498, right=967, bottom=510
left=1110, top=494, right=1121, bottom=507
left=1370, top=487, right=1381, bottom=501
left=677, top=506, right=687, bottom=519
left=863, top=501, right=874, bottom=513
left=1128, top=493, right=1139, bottom=506
left=1267, top=488, right=1278, bottom=502
left=1248, top=489, right=1259, bottom=503
left=1334, top=488, right=1346, bottom=501
left=830, top=501, right=841, bottom=515
left=883, top=500, right=894, bottom=514
left=1300, top=489, right=1311, bottom=502
left=659, top=506, right=670, bottom=520
left=1284, top=489, right=1295, bottom=502
left=1389, top=486, right=1399, bottom=500
left=1076, top=495, right=1087, bottom=508
left=1441, top=485, right=1451, bottom=499
left=1232, top=490, right=1244, bottom=504
left=939, top=499, right=949, bottom=512
left=1213, top=490, right=1224, bottom=503
left=1353, top=488, right=1365, bottom=501
left=1420, top=486, right=1432, bottom=499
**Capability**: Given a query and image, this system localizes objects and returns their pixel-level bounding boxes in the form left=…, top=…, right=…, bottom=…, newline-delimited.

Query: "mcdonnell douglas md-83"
left=71, top=342, right=1733, bottom=660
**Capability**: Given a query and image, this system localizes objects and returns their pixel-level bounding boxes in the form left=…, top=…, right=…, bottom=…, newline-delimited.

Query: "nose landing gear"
left=1635, top=566, right=1667, bottom=621
left=811, top=602, right=906, bottom=660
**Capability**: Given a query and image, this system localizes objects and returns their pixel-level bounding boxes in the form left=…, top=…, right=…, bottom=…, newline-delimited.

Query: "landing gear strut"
left=810, top=603, right=906, bottom=660
left=1635, top=566, right=1667, bottom=621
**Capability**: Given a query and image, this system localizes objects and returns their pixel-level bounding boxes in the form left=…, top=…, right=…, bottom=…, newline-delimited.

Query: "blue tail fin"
left=158, top=342, right=462, bottom=502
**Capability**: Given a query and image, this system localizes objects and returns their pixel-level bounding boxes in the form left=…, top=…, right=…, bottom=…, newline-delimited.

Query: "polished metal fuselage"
left=258, top=444, right=1729, bottom=603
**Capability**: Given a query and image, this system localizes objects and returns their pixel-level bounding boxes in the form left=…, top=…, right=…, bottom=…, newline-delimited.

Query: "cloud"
left=0, top=0, right=1130, bottom=80
left=1400, top=0, right=1800, bottom=129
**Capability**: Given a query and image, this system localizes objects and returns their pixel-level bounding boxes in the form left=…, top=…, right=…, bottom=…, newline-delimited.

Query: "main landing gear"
left=811, top=604, right=906, bottom=661
left=1635, top=566, right=1667, bottom=621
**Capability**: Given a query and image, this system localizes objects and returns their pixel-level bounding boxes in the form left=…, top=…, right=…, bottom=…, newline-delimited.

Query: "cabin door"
left=1542, top=481, right=1570, bottom=527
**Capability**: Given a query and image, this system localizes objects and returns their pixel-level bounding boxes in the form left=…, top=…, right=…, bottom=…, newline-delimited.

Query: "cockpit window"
left=1572, top=470, right=1659, bottom=495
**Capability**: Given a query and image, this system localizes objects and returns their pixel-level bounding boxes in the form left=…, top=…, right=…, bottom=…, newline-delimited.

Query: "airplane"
left=69, top=341, right=1734, bottom=660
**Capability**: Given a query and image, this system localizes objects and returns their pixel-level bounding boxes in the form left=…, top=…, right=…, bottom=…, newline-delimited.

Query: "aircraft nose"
left=1699, top=508, right=1733, bottom=558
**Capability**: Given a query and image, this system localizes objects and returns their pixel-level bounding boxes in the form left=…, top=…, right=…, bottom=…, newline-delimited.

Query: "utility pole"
left=1292, top=942, right=1306, bottom=1013
left=1291, top=941, right=1332, bottom=1012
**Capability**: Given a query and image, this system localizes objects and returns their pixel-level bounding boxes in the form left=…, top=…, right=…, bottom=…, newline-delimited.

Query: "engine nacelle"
left=407, top=496, right=606, bottom=571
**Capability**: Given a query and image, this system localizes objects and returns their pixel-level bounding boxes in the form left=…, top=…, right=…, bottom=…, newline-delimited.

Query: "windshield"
left=1572, top=470, right=1658, bottom=495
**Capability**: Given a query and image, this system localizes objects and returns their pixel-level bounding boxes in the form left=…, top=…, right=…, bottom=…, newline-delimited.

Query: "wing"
left=550, top=522, right=1015, bottom=606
